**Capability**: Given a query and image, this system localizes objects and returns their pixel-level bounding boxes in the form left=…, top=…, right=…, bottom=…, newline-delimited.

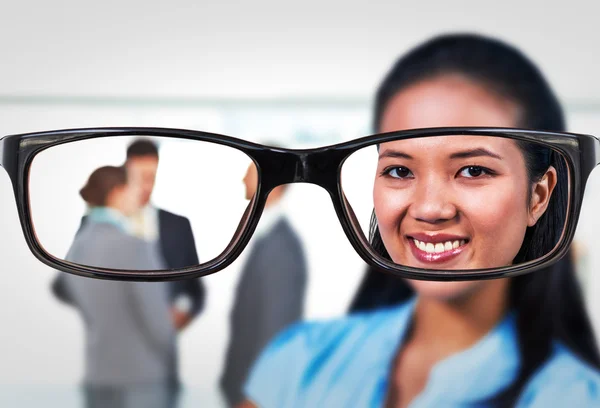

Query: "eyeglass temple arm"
left=594, top=136, right=600, bottom=166
left=0, top=137, right=4, bottom=168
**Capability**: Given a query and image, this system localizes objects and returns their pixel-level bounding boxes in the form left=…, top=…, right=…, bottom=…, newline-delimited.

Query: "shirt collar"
left=378, top=299, right=519, bottom=405
left=421, top=311, right=519, bottom=403
left=140, top=203, right=157, bottom=215
left=130, top=204, right=159, bottom=241
left=87, top=206, right=133, bottom=234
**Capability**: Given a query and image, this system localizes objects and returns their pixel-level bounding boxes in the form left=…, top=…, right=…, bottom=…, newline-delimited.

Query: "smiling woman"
left=238, top=33, right=600, bottom=408
left=341, top=130, right=568, bottom=275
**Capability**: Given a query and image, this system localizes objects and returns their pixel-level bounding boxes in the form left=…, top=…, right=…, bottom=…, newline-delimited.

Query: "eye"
left=383, top=166, right=414, bottom=179
left=458, top=165, right=494, bottom=178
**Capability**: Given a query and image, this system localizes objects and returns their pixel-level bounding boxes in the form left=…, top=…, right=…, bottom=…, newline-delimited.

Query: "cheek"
left=464, top=182, right=529, bottom=231
left=373, top=184, right=411, bottom=261
left=245, top=176, right=257, bottom=192
left=461, top=182, right=529, bottom=263
left=373, top=184, right=409, bottom=231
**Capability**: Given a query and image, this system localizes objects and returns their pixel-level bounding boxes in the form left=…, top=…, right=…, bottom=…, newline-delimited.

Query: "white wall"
left=1, top=1, right=600, bottom=406
left=1, top=1, right=599, bottom=102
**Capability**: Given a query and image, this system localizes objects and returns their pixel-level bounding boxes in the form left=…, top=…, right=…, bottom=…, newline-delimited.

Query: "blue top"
left=245, top=298, right=600, bottom=407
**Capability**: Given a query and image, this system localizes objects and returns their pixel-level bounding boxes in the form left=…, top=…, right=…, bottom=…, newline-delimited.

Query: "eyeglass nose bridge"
left=255, top=148, right=346, bottom=194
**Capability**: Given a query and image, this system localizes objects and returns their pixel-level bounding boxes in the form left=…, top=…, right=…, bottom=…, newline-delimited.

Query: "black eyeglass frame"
left=1, top=126, right=598, bottom=282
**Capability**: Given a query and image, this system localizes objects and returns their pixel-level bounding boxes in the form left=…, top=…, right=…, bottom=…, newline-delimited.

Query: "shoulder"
left=273, top=218, right=300, bottom=240
left=263, top=219, right=304, bottom=253
left=70, top=223, right=159, bottom=268
left=157, top=208, right=191, bottom=227
left=157, top=208, right=186, bottom=221
left=244, top=302, right=413, bottom=407
left=74, top=222, right=129, bottom=249
left=517, top=343, right=600, bottom=407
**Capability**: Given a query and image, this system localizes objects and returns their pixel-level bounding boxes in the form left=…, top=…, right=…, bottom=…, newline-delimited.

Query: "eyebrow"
left=378, top=150, right=413, bottom=160
left=449, top=148, right=503, bottom=160
left=378, top=148, right=503, bottom=161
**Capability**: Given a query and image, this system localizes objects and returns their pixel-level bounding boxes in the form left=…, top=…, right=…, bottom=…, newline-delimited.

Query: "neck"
left=409, top=280, right=510, bottom=354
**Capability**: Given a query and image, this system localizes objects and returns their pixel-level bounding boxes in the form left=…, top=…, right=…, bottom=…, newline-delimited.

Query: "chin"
left=406, top=280, right=484, bottom=302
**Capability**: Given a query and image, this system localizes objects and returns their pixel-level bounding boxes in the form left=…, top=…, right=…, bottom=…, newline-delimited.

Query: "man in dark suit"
left=53, top=138, right=205, bottom=330
left=219, top=161, right=307, bottom=407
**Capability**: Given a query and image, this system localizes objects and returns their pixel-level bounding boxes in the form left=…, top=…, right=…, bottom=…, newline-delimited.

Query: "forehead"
left=127, top=156, right=158, bottom=171
left=380, top=75, right=519, bottom=132
left=378, top=135, right=522, bottom=161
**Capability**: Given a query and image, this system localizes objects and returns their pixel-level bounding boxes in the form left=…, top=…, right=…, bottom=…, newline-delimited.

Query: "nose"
left=407, top=176, right=458, bottom=224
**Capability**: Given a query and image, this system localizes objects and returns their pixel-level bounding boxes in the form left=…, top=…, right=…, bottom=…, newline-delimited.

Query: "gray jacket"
left=62, top=221, right=177, bottom=386
left=220, top=217, right=307, bottom=406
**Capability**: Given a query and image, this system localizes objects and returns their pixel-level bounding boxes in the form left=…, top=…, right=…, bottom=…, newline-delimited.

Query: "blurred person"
left=125, top=138, right=205, bottom=330
left=220, top=160, right=307, bottom=407
left=238, top=33, right=600, bottom=407
left=54, top=138, right=204, bottom=331
left=60, top=165, right=179, bottom=408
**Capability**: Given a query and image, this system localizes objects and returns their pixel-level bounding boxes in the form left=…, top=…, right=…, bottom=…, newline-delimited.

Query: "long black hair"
left=350, top=33, right=600, bottom=406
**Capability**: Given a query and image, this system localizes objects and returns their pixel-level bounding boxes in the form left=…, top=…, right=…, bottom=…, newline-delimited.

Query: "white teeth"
left=413, top=239, right=422, bottom=250
left=412, top=238, right=467, bottom=254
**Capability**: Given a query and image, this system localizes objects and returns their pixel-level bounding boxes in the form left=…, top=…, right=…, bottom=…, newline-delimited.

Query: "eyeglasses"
left=0, top=126, right=597, bottom=281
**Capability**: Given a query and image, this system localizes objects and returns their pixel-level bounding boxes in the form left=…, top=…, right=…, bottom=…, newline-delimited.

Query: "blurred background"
left=0, top=1, right=599, bottom=407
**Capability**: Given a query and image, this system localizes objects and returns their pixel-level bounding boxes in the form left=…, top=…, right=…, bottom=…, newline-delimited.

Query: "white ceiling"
left=0, top=1, right=598, bottom=103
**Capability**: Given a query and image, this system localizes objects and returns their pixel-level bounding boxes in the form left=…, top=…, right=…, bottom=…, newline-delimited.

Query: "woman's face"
left=374, top=75, right=553, bottom=300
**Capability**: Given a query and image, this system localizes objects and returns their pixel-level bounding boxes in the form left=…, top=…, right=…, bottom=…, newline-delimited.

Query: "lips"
left=406, top=233, right=469, bottom=264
